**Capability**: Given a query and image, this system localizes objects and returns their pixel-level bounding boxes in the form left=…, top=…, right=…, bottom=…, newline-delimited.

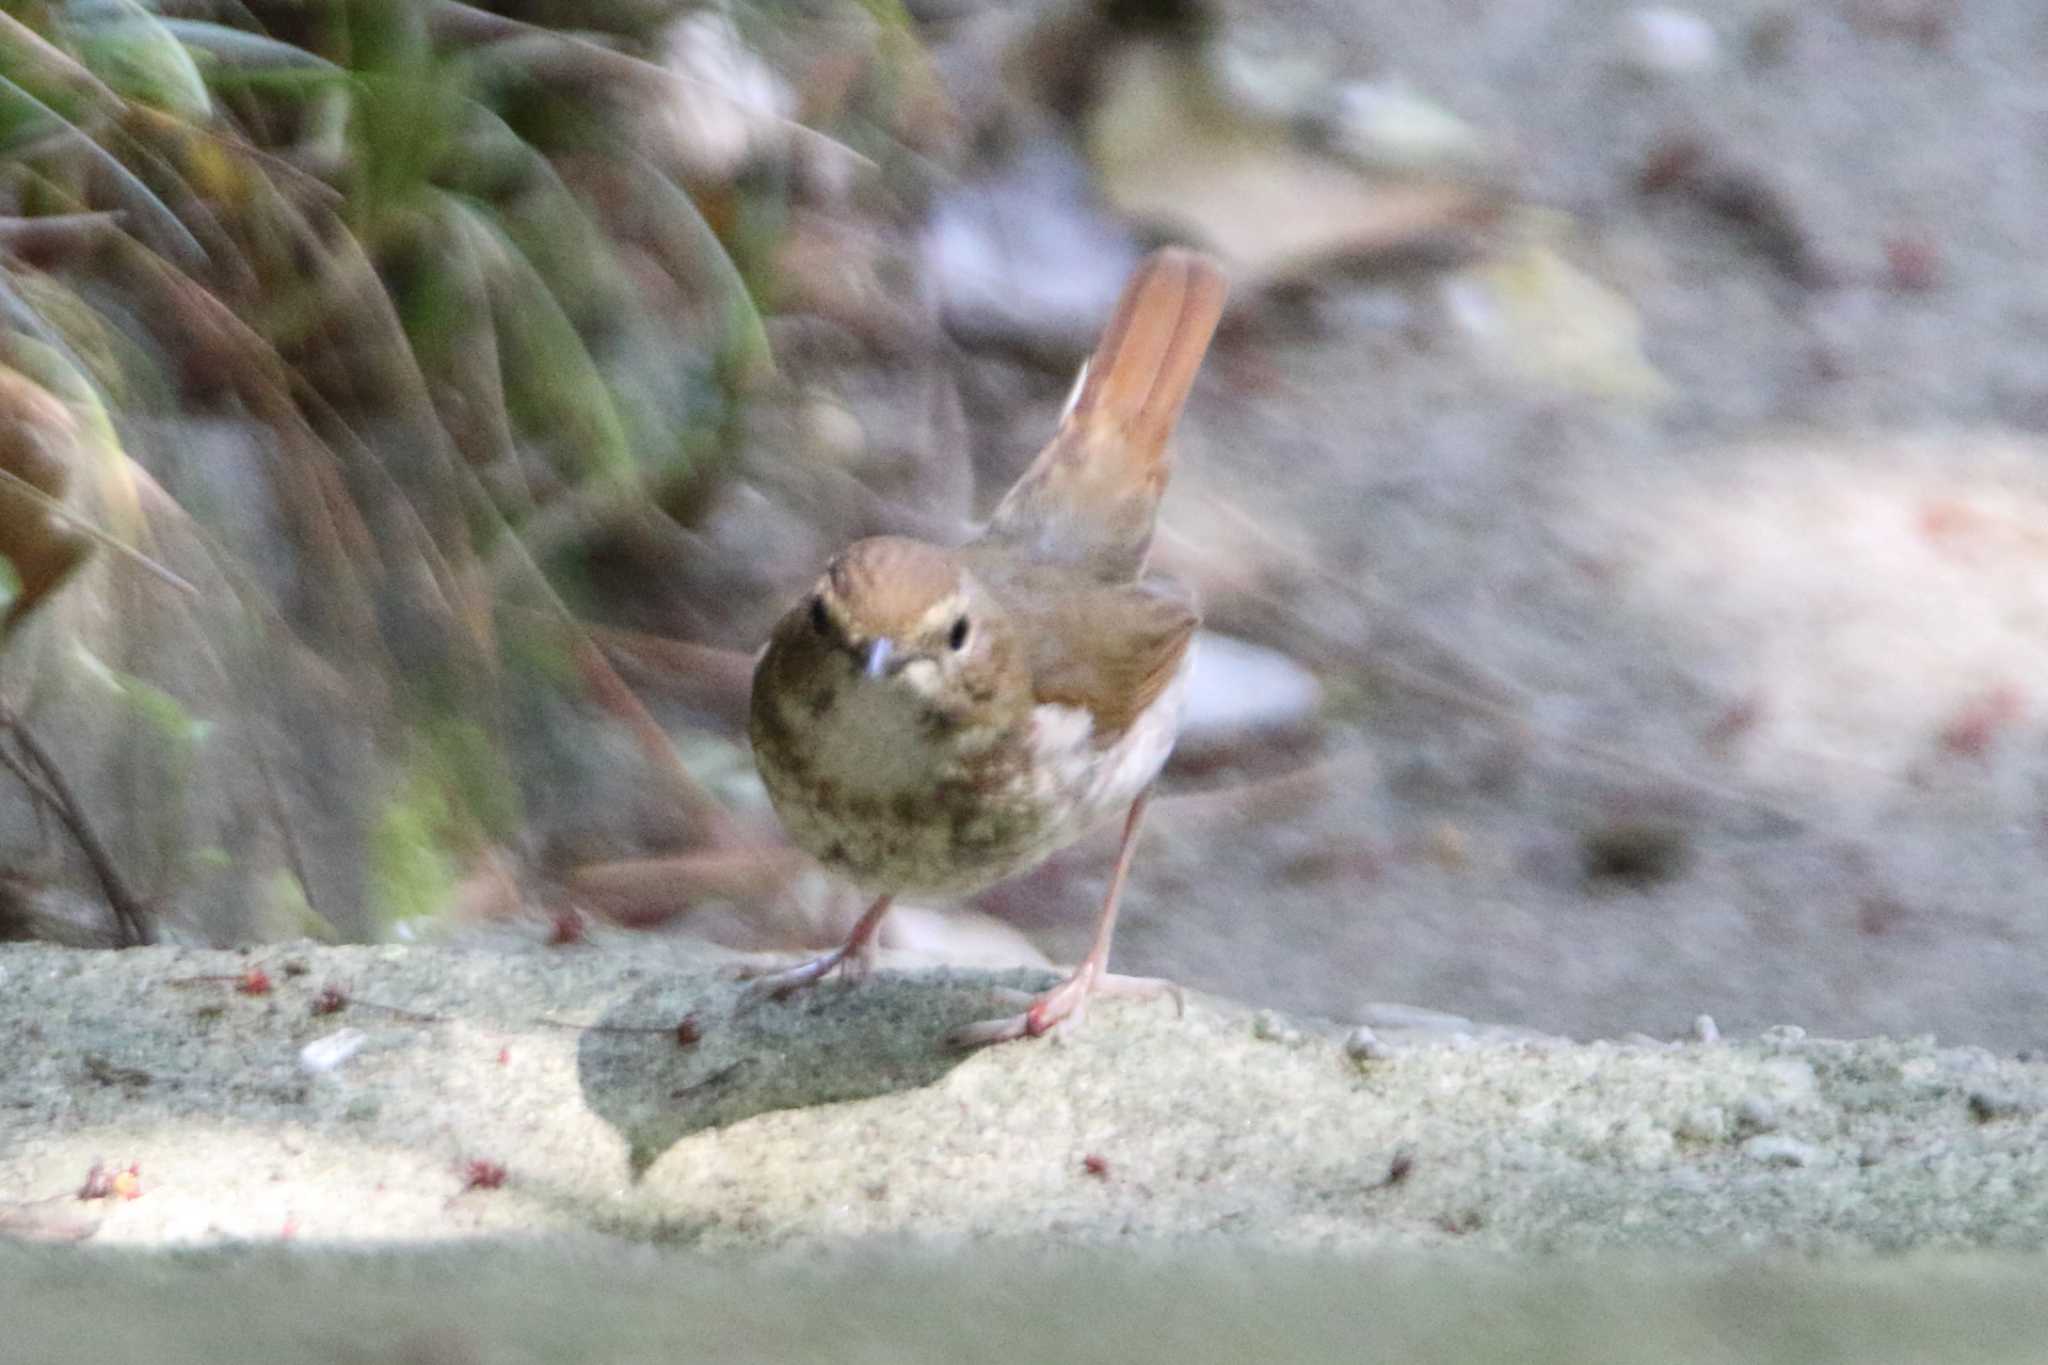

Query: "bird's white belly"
left=1025, top=665, right=1187, bottom=841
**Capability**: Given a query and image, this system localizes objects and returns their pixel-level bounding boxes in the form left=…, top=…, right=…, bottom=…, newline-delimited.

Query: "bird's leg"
left=950, top=789, right=1181, bottom=1048
left=740, top=894, right=893, bottom=1005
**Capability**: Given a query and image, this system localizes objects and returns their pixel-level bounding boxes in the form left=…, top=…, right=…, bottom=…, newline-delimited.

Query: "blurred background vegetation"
left=0, top=0, right=964, bottom=948
left=9, top=0, right=2041, bottom=1054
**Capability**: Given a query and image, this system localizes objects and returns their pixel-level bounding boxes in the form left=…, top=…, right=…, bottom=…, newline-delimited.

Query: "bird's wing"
left=1010, top=577, right=1198, bottom=746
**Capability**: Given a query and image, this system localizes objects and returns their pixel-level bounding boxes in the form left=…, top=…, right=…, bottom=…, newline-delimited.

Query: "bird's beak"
left=860, top=637, right=895, bottom=679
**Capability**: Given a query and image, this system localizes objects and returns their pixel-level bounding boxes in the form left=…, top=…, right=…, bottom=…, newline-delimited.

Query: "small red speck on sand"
left=1940, top=686, right=2024, bottom=759
left=1081, top=1155, right=1109, bottom=1179
left=237, top=967, right=273, bottom=996
left=496, top=1047, right=511, bottom=1066
left=280, top=1216, right=298, bottom=1241
left=1885, top=234, right=1940, bottom=291
left=1703, top=696, right=1764, bottom=750
left=462, top=1159, right=508, bottom=1192
left=545, top=910, right=586, bottom=947
left=1919, top=497, right=1983, bottom=547
left=79, top=1161, right=142, bottom=1201
left=1637, top=136, right=1705, bottom=193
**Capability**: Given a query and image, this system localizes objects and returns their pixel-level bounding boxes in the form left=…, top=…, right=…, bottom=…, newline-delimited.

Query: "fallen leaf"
left=1086, top=43, right=1495, bottom=286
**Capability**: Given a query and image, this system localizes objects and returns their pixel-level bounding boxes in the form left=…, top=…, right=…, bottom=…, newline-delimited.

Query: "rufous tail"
left=984, top=248, right=1227, bottom=580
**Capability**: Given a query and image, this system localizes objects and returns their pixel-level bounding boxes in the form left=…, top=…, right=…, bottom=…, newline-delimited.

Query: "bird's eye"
left=809, top=597, right=830, bottom=635
left=947, top=615, right=970, bottom=651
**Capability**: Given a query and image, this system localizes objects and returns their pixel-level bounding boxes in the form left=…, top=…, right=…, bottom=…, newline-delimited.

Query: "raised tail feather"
left=984, top=248, right=1228, bottom=581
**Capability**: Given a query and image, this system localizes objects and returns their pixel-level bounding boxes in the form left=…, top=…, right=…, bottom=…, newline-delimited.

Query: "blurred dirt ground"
left=954, top=0, right=2048, bottom=1049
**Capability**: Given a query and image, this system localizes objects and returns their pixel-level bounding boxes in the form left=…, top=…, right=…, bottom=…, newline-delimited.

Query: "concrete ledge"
left=10, top=941, right=2048, bottom=1359
left=5, top=942, right=2046, bottom=1257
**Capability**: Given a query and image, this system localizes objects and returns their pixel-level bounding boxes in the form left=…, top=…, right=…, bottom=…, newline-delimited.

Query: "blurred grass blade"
left=628, top=154, right=775, bottom=382
left=0, top=465, right=197, bottom=600
left=155, top=20, right=342, bottom=71
left=65, top=0, right=211, bottom=119
left=0, top=74, right=208, bottom=270
left=448, top=200, right=635, bottom=486
left=0, top=11, right=122, bottom=105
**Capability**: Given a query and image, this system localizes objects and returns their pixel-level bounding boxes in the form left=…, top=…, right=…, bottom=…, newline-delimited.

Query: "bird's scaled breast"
left=752, top=659, right=1188, bottom=899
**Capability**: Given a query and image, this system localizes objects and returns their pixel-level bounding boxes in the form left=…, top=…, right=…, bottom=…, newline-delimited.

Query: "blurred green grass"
left=0, top=0, right=915, bottom=947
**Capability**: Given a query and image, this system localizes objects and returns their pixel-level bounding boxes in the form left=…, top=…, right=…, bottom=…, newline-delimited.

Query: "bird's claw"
left=734, top=943, right=873, bottom=1013
left=948, top=970, right=1182, bottom=1048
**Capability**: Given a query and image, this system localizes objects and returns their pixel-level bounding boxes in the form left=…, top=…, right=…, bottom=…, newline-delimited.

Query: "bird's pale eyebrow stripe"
left=914, top=593, right=969, bottom=635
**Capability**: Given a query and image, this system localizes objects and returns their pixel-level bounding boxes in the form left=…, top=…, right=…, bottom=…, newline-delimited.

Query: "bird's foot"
left=736, top=938, right=877, bottom=1010
left=735, top=895, right=893, bottom=1012
left=948, top=966, right=1183, bottom=1048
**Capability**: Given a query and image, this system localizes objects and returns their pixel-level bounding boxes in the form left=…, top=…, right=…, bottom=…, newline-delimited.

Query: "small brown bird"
left=748, top=248, right=1227, bottom=1045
